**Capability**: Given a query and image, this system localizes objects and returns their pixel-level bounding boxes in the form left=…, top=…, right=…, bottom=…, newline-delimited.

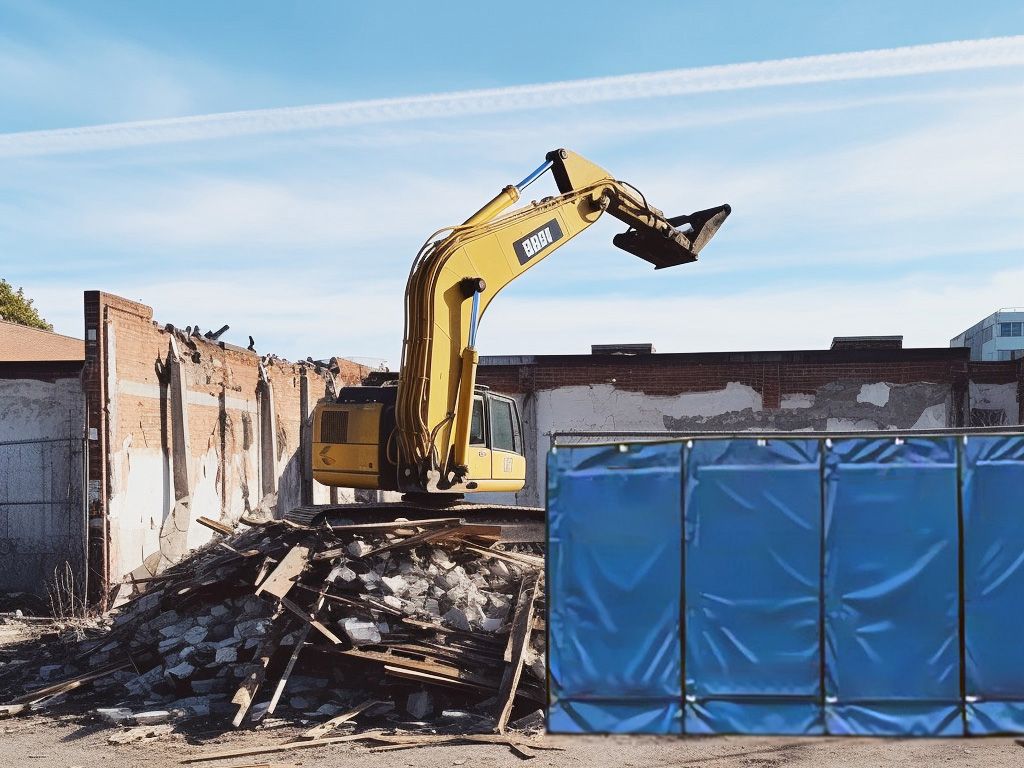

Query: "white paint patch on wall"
left=106, top=436, right=171, bottom=582
left=781, top=393, right=815, bottom=409
left=911, top=403, right=948, bottom=429
left=857, top=382, right=892, bottom=407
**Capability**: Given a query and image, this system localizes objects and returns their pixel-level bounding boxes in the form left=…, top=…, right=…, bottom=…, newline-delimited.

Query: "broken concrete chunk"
left=347, top=540, right=373, bottom=558
left=38, top=664, right=65, bottom=681
left=327, top=564, right=357, bottom=583
left=442, top=607, right=471, bottom=632
left=183, top=625, right=208, bottom=645
left=214, top=646, right=238, bottom=664
left=133, top=710, right=173, bottom=726
left=164, top=662, right=195, bottom=681
left=233, top=617, right=271, bottom=641
left=95, top=707, right=134, bottom=725
left=145, top=610, right=181, bottom=632
left=406, top=689, right=433, bottom=719
left=340, top=617, right=381, bottom=645
left=171, top=696, right=211, bottom=717
left=158, top=620, right=192, bottom=639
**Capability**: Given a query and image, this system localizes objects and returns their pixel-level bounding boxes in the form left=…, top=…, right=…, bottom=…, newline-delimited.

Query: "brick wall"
left=477, top=347, right=1023, bottom=507
left=83, top=291, right=368, bottom=603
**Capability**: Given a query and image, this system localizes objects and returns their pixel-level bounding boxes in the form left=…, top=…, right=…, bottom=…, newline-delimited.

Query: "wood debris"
left=0, top=512, right=547, bottom=746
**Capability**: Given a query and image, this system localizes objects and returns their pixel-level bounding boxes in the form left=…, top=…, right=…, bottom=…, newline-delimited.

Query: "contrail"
left=2, top=35, right=1023, bottom=158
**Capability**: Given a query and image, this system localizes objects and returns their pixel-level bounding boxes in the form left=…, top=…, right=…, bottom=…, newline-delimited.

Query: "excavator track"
left=283, top=501, right=545, bottom=544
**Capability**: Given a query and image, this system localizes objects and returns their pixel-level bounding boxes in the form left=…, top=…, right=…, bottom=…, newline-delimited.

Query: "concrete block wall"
left=83, top=291, right=366, bottom=602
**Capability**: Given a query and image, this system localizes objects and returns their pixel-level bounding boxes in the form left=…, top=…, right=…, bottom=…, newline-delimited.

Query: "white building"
left=950, top=308, right=1024, bottom=361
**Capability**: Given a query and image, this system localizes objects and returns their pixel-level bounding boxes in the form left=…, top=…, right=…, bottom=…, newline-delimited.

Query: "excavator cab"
left=312, top=384, right=526, bottom=494
left=464, top=388, right=526, bottom=490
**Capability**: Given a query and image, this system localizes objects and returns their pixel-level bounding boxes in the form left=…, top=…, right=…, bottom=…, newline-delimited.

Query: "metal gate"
left=0, top=437, right=87, bottom=606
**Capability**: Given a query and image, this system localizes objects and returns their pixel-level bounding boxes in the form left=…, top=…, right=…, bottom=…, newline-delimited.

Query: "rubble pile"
left=0, top=513, right=547, bottom=750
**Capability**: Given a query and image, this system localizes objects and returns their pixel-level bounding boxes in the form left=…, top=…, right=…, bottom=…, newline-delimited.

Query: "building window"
left=983, top=326, right=994, bottom=343
left=999, top=322, right=1023, bottom=337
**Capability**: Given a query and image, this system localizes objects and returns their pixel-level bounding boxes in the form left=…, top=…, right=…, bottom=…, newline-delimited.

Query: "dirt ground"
left=2, top=621, right=1021, bottom=767
left=1, top=717, right=1021, bottom=768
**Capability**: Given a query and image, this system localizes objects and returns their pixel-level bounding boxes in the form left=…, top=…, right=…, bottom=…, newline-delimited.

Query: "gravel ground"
left=1, top=713, right=1021, bottom=767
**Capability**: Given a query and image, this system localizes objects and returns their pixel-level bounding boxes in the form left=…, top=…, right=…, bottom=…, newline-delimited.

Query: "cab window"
left=489, top=397, right=519, bottom=453
left=469, top=397, right=486, bottom=445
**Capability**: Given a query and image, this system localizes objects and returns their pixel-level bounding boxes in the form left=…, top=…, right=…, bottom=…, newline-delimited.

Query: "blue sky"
left=2, top=1, right=1024, bottom=366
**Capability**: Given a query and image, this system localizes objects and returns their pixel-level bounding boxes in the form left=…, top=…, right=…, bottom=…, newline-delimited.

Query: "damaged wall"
left=0, top=362, right=86, bottom=600
left=83, top=292, right=366, bottom=601
left=478, top=349, right=1024, bottom=507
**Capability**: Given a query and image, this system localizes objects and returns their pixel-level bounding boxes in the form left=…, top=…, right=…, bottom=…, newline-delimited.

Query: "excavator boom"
left=312, top=149, right=730, bottom=496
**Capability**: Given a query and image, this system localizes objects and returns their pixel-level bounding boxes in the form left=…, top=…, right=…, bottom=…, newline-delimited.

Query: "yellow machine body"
left=312, top=148, right=730, bottom=496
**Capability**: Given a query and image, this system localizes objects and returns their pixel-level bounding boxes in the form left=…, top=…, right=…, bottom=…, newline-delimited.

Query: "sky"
left=2, top=1, right=1024, bottom=367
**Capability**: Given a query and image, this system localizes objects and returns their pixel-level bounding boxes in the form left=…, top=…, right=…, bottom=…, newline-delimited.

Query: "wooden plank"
left=360, top=524, right=463, bottom=558
left=9, top=659, right=133, bottom=705
left=300, top=698, right=388, bottom=740
left=197, top=516, right=234, bottom=535
left=326, top=517, right=462, bottom=533
left=182, top=731, right=386, bottom=763
left=255, top=545, right=310, bottom=599
left=265, top=624, right=310, bottom=716
left=278, top=596, right=343, bottom=644
left=231, top=614, right=286, bottom=727
left=340, top=648, right=496, bottom=689
left=460, top=542, right=544, bottom=569
left=496, top=572, right=541, bottom=733
left=382, top=665, right=487, bottom=691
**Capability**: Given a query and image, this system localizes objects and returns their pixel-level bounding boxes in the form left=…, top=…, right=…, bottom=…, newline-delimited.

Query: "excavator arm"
left=395, top=148, right=730, bottom=491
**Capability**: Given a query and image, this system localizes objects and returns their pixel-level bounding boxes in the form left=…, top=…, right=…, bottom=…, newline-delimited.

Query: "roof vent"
left=830, top=335, right=903, bottom=351
left=591, top=343, right=655, bottom=355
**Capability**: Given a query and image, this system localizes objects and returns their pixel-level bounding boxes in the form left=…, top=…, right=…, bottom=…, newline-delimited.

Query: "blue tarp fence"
left=547, top=434, right=1024, bottom=736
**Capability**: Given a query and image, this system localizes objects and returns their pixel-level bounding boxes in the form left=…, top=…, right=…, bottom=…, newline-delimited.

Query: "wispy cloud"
left=2, top=35, right=1023, bottom=157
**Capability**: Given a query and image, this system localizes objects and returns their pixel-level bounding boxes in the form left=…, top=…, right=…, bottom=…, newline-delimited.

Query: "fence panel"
left=823, top=437, right=961, bottom=735
left=547, top=433, right=1024, bottom=736
left=962, top=435, right=1024, bottom=734
left=547, top=442, right=683, bottom=734
left=684, top=439, right=823, bottom=734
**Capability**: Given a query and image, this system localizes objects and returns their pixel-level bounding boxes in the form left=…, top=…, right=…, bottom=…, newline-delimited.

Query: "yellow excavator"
left=310, top=149, right=729, bottom=507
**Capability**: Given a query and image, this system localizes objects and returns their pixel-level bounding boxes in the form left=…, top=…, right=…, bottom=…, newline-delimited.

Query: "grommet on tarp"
left=618, top=444, right=629, bottom=453
left=686, top=440, right=694, bottom=448
left=825, top=438, right=833, bottom=449
left=757, top=438, right=768, bottom=447
left=895, top=437, right=905, bottom=446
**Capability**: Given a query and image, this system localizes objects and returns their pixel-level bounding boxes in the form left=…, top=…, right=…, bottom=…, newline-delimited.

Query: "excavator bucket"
left=613, top=203, right=731, bottom=269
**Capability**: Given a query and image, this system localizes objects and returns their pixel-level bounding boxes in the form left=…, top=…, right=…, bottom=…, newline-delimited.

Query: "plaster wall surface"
left=510, top=379, right=955, bottom=507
